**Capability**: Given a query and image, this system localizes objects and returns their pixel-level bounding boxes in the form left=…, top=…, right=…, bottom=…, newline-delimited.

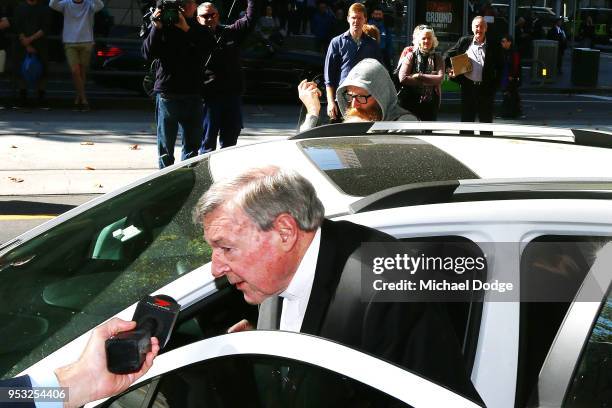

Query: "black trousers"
left=460, top=80, right=495, bottom=123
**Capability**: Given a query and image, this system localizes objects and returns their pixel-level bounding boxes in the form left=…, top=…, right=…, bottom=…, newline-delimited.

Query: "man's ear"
left=273, top=213, right=299, bottom=251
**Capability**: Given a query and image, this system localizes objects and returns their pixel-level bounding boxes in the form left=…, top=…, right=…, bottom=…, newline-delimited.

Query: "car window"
left=515, top=235, right=612, bottom=407
left=0, top=159, right=214, bottom=378
left=101, top=354, right=413, bottom=408
left=400, top=236, right=485, bottom=372
left=563, top=284, right=612, bottom=407
left=299, top=137, right=478, bottom=197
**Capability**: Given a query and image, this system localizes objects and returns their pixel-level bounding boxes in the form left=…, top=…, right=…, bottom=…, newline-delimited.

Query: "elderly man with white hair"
left=444, top=16, right=504, bottom=133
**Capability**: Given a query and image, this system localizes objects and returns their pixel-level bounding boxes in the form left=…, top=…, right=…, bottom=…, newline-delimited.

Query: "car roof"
left=210, top=123, right=612, bottom=210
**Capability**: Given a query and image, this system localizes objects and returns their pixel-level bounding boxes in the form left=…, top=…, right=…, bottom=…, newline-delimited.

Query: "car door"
left=89, top=331, right=482, bottom=408
left=1, top=157, right=216, bottom=379
left=338, top=199, right=612, bottom=408
left=531, top=242, right=612, bottom=407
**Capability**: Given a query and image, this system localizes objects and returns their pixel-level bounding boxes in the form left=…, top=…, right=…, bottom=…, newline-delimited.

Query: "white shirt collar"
left=472, top=37, right=486, bottom=47
left=280, top=227, right=321, bottom=301
left=279, top=227, right=321, bottom=332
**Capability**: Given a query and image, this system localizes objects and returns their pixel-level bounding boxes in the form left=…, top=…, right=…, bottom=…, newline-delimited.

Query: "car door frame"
left=87, top=330, right=482, bottom=408
left=533, top=242, right=612, bottom=407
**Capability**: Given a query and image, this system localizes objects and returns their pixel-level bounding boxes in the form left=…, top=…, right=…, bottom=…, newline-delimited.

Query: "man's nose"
left=211, top=251, right=230, bottom=278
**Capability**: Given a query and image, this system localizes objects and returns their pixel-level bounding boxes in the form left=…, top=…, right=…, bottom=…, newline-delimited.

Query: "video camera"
left=154, top=0, right=184, bottom=26
left=140, top=0, right=184, bottom=37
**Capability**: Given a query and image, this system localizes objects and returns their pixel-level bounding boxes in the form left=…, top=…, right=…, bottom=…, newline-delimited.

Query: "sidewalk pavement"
left=1, top=108, right=298, bottom=197
left=1, top=47, right=610, bottom=198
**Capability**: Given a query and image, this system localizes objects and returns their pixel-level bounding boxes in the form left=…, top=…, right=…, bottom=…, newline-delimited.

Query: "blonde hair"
left=412, top=25, right=439, bottom=50
left=363, top=24, right=380, bottom=43
left=348, top=2, right=367, bottom=18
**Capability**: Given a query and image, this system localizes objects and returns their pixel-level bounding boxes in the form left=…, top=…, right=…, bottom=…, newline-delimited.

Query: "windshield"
left=0, top=158, right=214, bottom=378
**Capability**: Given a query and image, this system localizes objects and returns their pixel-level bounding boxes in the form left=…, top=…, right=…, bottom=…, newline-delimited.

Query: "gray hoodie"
left=337, top=58, right=414, bottom=121
left=300, top=58, right=415, bottom=131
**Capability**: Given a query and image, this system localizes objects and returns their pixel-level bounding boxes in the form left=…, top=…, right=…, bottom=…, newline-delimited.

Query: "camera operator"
left=142, top=0, right=214, bottom=169
left=197, top=0, right=256, bottom=154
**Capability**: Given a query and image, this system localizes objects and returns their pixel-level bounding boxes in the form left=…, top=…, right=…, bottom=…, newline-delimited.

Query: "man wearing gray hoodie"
left=298, top=58, right=415, bottom=132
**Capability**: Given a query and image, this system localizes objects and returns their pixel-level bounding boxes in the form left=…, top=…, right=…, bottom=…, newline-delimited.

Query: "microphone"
left=105, top=295, right=180, bottom=374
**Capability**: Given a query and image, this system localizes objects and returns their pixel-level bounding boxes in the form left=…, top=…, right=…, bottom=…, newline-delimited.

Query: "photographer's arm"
left=142, top=10, right=163, bottom=60
left=230, top=0, right=256, bottom=33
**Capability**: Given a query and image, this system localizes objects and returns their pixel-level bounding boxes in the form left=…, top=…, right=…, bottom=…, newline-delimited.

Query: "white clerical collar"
left=279, top=227, right=321, bottom=301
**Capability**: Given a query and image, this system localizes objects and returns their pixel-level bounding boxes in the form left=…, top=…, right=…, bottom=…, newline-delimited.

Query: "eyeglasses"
left=199, top=12, right=217, bottom=19
left=343, top=91, right=372, bottom=104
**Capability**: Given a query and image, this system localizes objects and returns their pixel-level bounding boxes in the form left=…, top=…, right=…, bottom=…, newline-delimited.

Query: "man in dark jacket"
left=444, top=16, right=503, bottom=133
left=197, top=0, right=256, bottom=154
left=142, top=0, right=214, bottom=169
left=12, top=0, right=50, bottom=109
left=194, top=166, right=482, bottom=404
left=546, top=17, right=567, bottom=74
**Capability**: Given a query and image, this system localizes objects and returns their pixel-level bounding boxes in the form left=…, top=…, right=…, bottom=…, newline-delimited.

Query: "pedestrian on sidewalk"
left=12, top=0, right=50, bottom=110
left=368, top=7, right=394, bottom=72
left=49, top=0, right=104, bottom=112
left=197, top=0, right=256, bottom=154
left=444, top=16, right=503, bottom=134
left=579, top=15, right=595, bottom=49
left=397, top=24, right=444, bottom=121
left=324, top=2, right=381, bottom=122
left=142, top=0, right=214, bottom=169
left=547, top=17, right=567, bottom=74
left=499, top=34, right=523, bottom=119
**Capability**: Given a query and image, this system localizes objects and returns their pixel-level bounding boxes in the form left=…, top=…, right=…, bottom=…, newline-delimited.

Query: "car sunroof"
left=299, top=136, right=479, bottom=197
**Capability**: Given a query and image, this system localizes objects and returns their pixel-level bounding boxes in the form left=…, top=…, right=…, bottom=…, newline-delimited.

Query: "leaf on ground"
left=10, top=145, right=18, bottom=148
left=85, top=166, right=95, bottom=170
left=129, top=144, right=140, bottom=150
left=80, top=141, right=95, bottom=145
left=95, top=183, right=103, bottom=188
left=8, top=177, right=24, bottom=183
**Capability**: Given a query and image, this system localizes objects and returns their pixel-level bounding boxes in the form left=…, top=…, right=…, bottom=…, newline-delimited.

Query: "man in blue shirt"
left=368, top=7, right=394, bottom=71
left=324, top=2, right=381, bottom=121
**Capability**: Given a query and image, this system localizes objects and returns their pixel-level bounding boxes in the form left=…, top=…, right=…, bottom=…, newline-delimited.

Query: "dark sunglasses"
left=343, top=91, right=372, bottom=104
left=199, top=12, right=217, bottom=19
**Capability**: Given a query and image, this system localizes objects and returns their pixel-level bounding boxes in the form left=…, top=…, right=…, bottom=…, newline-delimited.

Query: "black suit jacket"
left=444, top=35, right=503, bottom=91
left=546, top=26, right=568, bottom=51
left=0, top=376, right=35, bottom=408
left=261, top=219, right=482, bottom=403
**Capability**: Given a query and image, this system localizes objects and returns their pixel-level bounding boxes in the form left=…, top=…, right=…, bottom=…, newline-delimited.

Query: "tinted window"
left=103, top=354, right=412, bottom=408
left=300, top=137, right=478, bottom=197
left=563, top=283, right=612, bottom=407
left=516, top=236, right=612, bottom=407
left=0, top=159, right=213, bottom=378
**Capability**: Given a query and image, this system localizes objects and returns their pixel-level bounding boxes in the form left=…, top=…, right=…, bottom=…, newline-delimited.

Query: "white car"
left=1, top=122, right=611, bottom=408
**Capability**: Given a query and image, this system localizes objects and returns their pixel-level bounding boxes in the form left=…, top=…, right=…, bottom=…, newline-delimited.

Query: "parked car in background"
left=1, top=122, right=611, bottom=407
left=492, top=4, right=565, bottom=37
